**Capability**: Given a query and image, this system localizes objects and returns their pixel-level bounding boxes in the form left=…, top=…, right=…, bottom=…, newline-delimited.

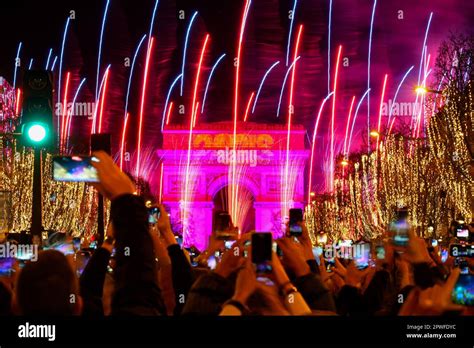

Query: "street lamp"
left=415, top=86, right=443, bottom=95
left=369, top=130, right=379, bottom=138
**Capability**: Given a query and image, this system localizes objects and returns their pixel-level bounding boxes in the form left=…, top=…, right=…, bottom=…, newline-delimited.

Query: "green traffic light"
left=27, top=124, right=47, bottom=142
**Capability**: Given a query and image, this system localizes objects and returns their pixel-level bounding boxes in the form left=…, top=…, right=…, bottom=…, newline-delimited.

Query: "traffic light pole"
left=31, top=147, right=43, bottom=241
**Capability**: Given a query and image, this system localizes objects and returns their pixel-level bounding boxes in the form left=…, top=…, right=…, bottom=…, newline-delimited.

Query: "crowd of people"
left=0, top=151, right=473, bottom=317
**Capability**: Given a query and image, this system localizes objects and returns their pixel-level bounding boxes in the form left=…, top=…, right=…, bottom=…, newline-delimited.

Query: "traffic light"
left=19, top=70, right=54, bottom=148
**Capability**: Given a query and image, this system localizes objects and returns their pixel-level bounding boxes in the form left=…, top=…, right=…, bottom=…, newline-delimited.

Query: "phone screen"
left=354, top=243, right=370, bottom=269
left=289, top=208, right=303, bottom=236
left=0, top=257, right=15, bottom=277
left=431, top=239, right=438, bottom=247
left=390, top=209, right=409, bottom=247
left=452, top=274, right=474, bottom=306
left=456, top=227, right=469, bottom=238
left=252, top=232, right=272, bottom=273
left=375, top=245, right=386, bottom=260
left=53, top=156, right=99, bottom=182
left=148, top=207, right=160, bottom=224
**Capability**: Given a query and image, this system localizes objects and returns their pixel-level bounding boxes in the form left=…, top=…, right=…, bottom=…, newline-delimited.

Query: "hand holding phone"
left=90, top=151, right=136, bottom=200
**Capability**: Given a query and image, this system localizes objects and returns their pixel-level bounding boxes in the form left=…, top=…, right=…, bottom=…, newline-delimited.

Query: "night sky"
left=1, top=0, right=472, bottom=190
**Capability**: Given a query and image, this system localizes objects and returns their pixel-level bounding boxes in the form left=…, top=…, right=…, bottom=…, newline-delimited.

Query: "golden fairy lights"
left=1, top=147, right=102, bottom=238
left=305, top=80, right=473, bottom=243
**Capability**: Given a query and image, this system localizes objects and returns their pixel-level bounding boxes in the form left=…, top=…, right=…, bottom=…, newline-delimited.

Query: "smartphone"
left=251, top=232, right=272, bottom=274
left=452, top=274, right=474, bottom=306
left=289, top=208, right=303, bottom=236
left=0, top=257, right=15, bottom=277
left=224, top=240, right=236, bottom=250
left=457, top=259, right=470, bottom=275
left=215, top=212, right=237, bottom=240
left=441, top=249, right=449, bottom=263
left=431, top=239, right=438, bottom=247
left=52, top=156, right=99, bottom=182
left=450, top=244, right=474, bottom=258
left=45, top=242, right=75, bottom=256
left=148, top=206, right=160, bottom=224
left=354, top=243, right=370, bottom=270
left=89, top=240, right=98, bottom=249
left=72, top=237, right=81, bottom=251
left=456, top=225, right=469, bottom=239
left=375, top=244, right=386, bottom=260
left=390, top=208, right=409, bottom=247
left=325, top=258, right=335, bottom=272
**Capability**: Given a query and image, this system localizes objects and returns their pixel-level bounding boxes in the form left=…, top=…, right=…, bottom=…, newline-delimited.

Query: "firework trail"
left=286, top=0, right=298, bottom=66
left=367, top=0, right=377, bottom=153
left=347, top=88, right=370, bottom=155
left=58, top=17, right=71, bottom=135
left=66, top=78, right=87, bottom=151
left=28, top=59, right=34, bottom=70
left=243, top=92, right=255, bottom=122
left=50, top=56, right=58, bottom=71
left=165, top=102, right=173, bottom=126
left=230, top=0, right=252, bottom=224
left=387, top=65, right=414, bottom=127
left=329, top=45, right=342, bottom=192
left=190, top=35, right=210, bottom=128
left=183, top=34, right=210, bottom=240
left=307, top=92, right=333, bottom=204
left=135, top=37, right=154, bottom=177
left=283, top=25, right=303, bottom=215
left=162, top=73, right=183, bottom=131
left=376, top=74, right=388, bottom=151
left=121, top=34, right=147, bottom=168
left=276, top=56, right=301, bottom=117
left=343, top=96, right=356, bottom=157
left=180, top=11, right=199, bottom=96
left=60, top=72, right=71, bottom=151
left=13, top=42, right=22, bottom=90
left=96, top=0, right=110, bottom=102
left=120, top=113, right=130, bottom=170
left=45, top=48, right=53, bottom=70
left=91, top=64, right=111, bottom=134
left=97, top=68, right=110, bottom=134
left=136, top=0, right=160, bottom=177
left=252, top=61, right=280, bottom=114
left=201, top=53, right=226, bottom=114
left=327, top=0, right=332, bottom=94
